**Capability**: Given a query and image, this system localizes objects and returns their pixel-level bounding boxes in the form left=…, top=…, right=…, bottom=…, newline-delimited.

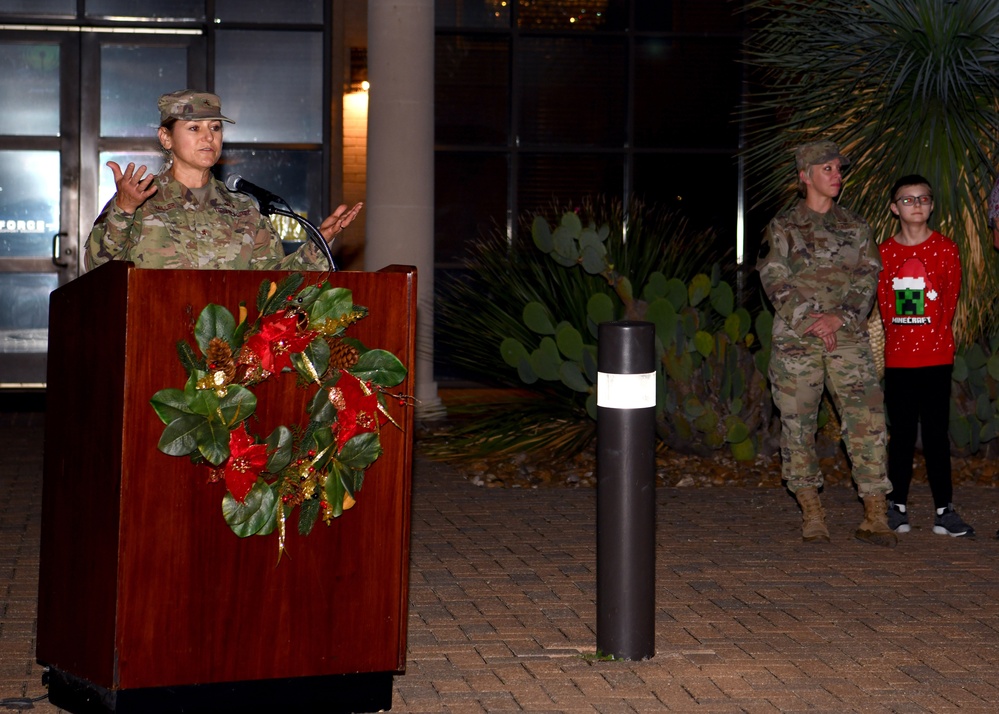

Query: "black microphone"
left=224, top=174, right=286, bottom=211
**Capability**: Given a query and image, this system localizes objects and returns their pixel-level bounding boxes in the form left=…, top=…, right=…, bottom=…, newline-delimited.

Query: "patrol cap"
left=158, top=89, right=234, bottom=124
left=795, top=140, right=849, bottom=172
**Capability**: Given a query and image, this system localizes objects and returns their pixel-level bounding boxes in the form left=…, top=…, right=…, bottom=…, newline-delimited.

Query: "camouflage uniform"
left=84, top=172, right=325, bottom=271
left=758, top=199, right=890, bottom=497
left=84, top=89, right=327, bottom=272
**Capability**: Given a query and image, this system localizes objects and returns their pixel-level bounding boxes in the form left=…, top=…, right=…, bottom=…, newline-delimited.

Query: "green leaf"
left=223, top=480, right=278, bottom=537
left=531, top=215, right=554, bottom=253
left=293, top=336, right=330, bottom=382
left=218, top=384, right=257, bottom=427
left=517, top=356, right=538, bottom=384
left=310, top=287, right=356, bottom=329
left=559, top=211, right=583, bottom=235
left=952, top=354, right=968, bottom=382
left=688, top=274, right=711, bottom=307
left=530, top=337, right=562, bottom=381
left=266, top=425, right=294, bottom=473
left=349, top=348, right=407, bottom=387
left=337, top=431, right=382, bottom=469
left=693, top=330, right=714, bottom=358
left=325, top=462, right=349, bottom=519
left=195, top=304, right=236, bottom=354
left=580, top=244, right=607, bottom=274
left=988, top=353, right=999, bottom=382
left=559, top=361, right=591, bottom=393
left=523, top=302, right=555, bottom=335
left=157, top=413, right=205, bottom=456
left=309, top=376, right=341, bottom=423
left=664, top=278, right=688, bottom=310
left=196, top=419, right=232, bottom=466
left=725, top=416, right=750, bottom=444
left=552, top=225, right=579, bottom=263
left=646, top=298, right=679, bottom=348
left=586, top=293, right=615, bottom=326
left=555, top=323, right=585, bottom=361
left=709, top=281, right=734, bottom=317
left=500, top=337, right=530, bottom=368
left=965, top=343, right=988, bottom=371
left=729, top=438, right=756, bottom=461
left=642, top=272, right=668, bottom=301
left=150, top=388, right=194, bottom=426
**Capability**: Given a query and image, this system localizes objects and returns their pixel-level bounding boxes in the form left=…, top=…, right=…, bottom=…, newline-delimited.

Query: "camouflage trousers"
left=769, top=333, right=889, bottom=496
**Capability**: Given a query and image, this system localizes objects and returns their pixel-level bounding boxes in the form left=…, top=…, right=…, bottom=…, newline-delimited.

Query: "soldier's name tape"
left=596, top=371, right=656, bottom=410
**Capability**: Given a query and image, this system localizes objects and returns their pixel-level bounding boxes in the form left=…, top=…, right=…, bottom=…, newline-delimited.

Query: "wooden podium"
left=37, top=262, right=417, bottom=713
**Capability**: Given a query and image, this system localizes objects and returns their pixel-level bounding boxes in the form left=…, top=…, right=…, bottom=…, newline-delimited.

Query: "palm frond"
left=740, top=0, right=999, bottom=341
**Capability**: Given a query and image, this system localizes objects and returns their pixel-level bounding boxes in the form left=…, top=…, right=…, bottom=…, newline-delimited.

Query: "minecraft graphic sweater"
left=877, top=231, right=961, bottom=369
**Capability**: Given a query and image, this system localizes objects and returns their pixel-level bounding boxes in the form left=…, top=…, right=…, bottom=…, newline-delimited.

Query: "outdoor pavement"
left=3, top=405, right=999, bottom=713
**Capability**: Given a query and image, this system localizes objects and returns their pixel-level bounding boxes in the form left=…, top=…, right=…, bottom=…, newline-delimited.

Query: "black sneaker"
left=933, top=505, right=974, bottom=537
left=887, top=501, right=910, bottom=534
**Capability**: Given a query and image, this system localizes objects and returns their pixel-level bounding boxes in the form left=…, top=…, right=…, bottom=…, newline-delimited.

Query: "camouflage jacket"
left=84, top=172, right=326, bottom=271
left=757, top=199, right=880, bottom=340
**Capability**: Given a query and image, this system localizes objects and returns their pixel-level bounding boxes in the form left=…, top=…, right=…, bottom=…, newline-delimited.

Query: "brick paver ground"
left=3, top=412, right=999, bottom=713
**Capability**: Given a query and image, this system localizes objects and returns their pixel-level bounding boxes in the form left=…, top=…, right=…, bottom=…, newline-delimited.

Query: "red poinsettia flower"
left=329, top=371, right=384, bottom=450
left=224, top=422, right=269, bottom=502
left=245, top=311, right=316, bottom=374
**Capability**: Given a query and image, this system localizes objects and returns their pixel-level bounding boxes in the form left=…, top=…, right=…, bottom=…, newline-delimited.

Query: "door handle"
left=52, top=231, right=69, bottom=268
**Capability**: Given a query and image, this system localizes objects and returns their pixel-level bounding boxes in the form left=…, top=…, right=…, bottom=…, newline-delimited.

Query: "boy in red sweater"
left=878, top=174, right=973, bottom=537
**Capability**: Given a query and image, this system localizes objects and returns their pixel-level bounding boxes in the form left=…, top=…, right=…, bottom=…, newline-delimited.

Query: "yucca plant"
left=430, top=199, right=726, bottom=459
left=740, top=0, right=999, bottom=342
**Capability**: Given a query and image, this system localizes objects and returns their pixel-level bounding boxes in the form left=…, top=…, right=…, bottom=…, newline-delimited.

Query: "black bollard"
left=596, top=321, right=656, bottom=660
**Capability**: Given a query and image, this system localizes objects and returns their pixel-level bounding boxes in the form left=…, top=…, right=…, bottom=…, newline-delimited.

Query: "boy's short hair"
left=891, top=174, right=932, bottom=202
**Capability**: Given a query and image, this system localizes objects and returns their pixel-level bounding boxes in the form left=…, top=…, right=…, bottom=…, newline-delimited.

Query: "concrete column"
left=366, top=0, right=441, bottom=418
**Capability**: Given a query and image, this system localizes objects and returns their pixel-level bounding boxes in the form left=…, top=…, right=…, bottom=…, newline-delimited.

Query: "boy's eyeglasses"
left=895, top=194, right=933, bottom=206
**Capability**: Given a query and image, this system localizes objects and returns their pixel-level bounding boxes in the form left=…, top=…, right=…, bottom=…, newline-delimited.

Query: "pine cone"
left=206, top=337, right=237, bottom=382
left=328, top=338, right=360, bottom=370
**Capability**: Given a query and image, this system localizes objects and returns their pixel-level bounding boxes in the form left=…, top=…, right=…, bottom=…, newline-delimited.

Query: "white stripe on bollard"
left=596, top=371, right=656, bottom=409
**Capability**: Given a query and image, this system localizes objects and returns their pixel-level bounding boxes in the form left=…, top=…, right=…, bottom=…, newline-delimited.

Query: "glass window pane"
left=215, top=31, right=323, bottom=144
left=436, top=0, right=509, bottom=29
left=0, top=151, right=60, bottom=258
left=86, top=0, right=204, bottom=21
left=633, top=153, right=736, bottom=255
left=96, top=151, right=166, bottom=220
left=101, top=45, right=189, bottom=138
left=0, top=274, right=56, bottom=334
left=217, top=149, right=324, bottom=233
left=517, top=0, right=627, bottom=31
left=634, top=37, right=741, bottom=149
left=518, top=153, right=623, bottom=216
left=518, top=37, right=626, bottom=147
left=0, top=43, right=60, bottom=137
left=635, top=0, right=743, bottom=33
left=215, top=0, right=322, bottom=24
left=436, top=36, right=509, bottom=145
left=0, top=1, right=74, bottom=17
left=435, top=152, right=508, bottom=265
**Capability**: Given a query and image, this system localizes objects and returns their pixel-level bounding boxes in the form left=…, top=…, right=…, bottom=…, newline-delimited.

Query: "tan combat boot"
left=795, top=487, right=830, bottom=543
left=855, top=494, right=898, bottom=547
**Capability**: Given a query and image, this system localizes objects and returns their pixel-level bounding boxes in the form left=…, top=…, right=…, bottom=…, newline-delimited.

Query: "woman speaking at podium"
left=84, top=89, right=361, bottom=271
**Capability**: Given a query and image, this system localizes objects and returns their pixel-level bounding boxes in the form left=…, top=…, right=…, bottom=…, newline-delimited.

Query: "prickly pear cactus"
left=949, top=335, right=999, bottom=457
left=500, top=210, right=773, bottom=461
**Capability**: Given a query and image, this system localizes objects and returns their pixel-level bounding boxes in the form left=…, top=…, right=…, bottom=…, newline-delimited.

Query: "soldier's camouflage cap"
left=158, top=89, right=234, bottom=124
left=795, top=140, right=849, bottom=172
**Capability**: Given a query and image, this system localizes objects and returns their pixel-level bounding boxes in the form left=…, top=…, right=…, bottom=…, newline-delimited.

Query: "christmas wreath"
left=150, top=273, right=408, bottom=555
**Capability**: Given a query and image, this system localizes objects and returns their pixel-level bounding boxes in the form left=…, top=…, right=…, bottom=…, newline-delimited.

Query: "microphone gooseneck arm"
left=224, top=174, right=337, bottom=272
left=267, top=205, right=337, bottom=273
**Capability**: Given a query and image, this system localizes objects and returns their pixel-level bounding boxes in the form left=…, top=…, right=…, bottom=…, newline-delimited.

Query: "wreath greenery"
left=150, top=273, right=408, bottom=555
